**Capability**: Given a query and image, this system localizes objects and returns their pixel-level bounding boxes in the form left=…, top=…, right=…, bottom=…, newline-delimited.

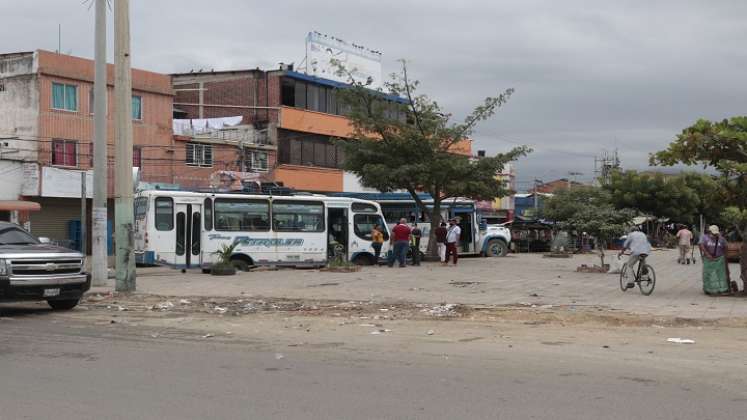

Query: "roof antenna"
left=57, top=23, right=61, bottom=53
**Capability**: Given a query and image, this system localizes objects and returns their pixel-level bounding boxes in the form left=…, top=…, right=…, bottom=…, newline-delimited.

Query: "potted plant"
left=211, top=243, right=238, bottom=276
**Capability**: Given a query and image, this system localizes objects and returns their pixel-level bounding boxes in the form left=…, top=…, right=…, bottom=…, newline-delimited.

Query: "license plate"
left=43, top=288, right=60, bottom=297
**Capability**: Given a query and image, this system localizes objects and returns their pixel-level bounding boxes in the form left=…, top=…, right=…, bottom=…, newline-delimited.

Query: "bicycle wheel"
left=619, top=263, right=631, bottom=292
left=638, top=264, right=656, bottom=295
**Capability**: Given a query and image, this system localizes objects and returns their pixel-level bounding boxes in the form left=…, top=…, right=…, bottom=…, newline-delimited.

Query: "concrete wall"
left=0, top=53, right=40, bottom=159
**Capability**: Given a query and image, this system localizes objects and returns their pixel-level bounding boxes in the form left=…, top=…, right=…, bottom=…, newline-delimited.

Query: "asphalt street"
left=2, top=304, right=746, bottom=420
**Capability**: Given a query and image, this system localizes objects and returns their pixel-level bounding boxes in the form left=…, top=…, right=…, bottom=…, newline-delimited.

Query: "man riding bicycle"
left=618, top=226, right=652, bottom=289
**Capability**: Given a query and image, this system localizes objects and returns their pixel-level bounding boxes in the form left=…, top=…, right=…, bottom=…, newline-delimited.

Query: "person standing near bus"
left=371, top=224, right=384, bottom=263
left=410, top=223, right=422, bottom=266
left=388, top=218, right=411, bottom=268
left=435, top=221, right=448, bottom=264
left=445, top=218, right=461, bottom=266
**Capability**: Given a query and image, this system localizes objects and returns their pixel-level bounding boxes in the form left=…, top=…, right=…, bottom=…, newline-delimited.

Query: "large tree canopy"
left=604, top=170, right=721, bottom=224
left=335, top=61, right=530, bottom=255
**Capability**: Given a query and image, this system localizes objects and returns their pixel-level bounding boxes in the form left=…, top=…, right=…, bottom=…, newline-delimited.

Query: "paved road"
left=2, top=306, right=746, bottom=420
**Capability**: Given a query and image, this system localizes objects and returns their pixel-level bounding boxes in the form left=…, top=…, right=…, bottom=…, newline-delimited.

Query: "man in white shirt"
left=618, top=226, right=652, bottom=289
left=444, top=218, right=462, bottom=266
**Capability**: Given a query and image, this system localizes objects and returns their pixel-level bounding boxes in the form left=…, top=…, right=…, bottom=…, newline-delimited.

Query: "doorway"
left=327, top=208, right=348, bottom=259
left=175, top=203, right=201, bottom=268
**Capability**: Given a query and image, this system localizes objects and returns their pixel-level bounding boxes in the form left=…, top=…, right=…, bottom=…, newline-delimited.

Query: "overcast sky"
left=3, top=0, right=746, bottom=190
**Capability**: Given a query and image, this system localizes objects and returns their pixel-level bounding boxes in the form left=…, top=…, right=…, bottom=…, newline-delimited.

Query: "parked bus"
left=134, top=190, right=390, bottom=270
left=331, top=192, right=512, bottom=257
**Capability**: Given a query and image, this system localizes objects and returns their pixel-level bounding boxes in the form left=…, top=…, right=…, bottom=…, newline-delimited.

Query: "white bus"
left=332, top=193, right=512, bottom=257
left=134, top=190, right=390, bottom=270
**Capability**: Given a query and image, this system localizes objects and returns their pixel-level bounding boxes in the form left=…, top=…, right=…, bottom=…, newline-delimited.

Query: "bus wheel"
left=486, top=239, right=508, bottom=257
left=352, top=254, right=374, bottom=266
left=231, top=256, right=253, bottom=272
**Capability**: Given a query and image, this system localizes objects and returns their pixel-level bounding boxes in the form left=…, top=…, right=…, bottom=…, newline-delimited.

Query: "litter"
left=179, top=299, right=191, bottom=305
left=426, top=330, right=435, bottom=336
left=213, top=306, right=228, bottom=314
left=154, top=301, right=174, bottom=311
left=202, top=333, right=214, bottom=338
left=667, top=338, right=695, bottom=344
left=275, top=353, right=284, bottom=360
left=422, top=304, right=458, bottom=317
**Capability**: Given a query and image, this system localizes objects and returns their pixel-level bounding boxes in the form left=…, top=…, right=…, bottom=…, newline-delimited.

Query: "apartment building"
left=0, top=51, right=172, bottom=247
left=172, top=65, right=457, bottom=192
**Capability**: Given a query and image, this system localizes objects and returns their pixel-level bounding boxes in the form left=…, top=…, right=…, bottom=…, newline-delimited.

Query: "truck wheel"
left=486, top=239, right=508, bottom=257
left=231, top=258, right=251, bottom=272
left=47, top=299, right=80, bottom=310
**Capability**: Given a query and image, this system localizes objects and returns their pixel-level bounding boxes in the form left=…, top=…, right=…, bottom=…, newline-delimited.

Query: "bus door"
left=175, top=203, right=202, bottom=268
left=327, top=207, right=348, bottom=259
left=452, top=207, right=476, bottom=253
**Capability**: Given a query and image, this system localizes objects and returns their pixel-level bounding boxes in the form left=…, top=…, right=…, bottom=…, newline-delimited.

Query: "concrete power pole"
left=91, top=0, right=108, bottom=286
left=114, top=0, right=136, bottom=291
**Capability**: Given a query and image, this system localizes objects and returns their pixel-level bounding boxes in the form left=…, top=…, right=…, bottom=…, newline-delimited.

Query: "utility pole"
left=533, top=179, right=542, bottom=217
left=568, top=171, right=583, bottom=190
left=80, top=172, right=87, bottom=257
left=114, top=0, right=136, bottom=291
left=92, top=0, right=108, bottom=286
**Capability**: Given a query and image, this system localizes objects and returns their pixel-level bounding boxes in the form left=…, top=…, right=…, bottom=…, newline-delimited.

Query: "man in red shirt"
left=388, top=218, right=412, bottom=268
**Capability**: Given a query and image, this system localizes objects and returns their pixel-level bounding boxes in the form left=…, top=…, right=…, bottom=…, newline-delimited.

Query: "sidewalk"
left=92, top=250, right=745, bottom=320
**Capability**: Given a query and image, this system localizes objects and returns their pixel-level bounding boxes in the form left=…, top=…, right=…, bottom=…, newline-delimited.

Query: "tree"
left=604, top=170, right=722, bottom=225
left=335, top=61, right=530, bottom=256
left=544, top=187, right=634, bottom=266
left=651, top=117, right=747, bottom=288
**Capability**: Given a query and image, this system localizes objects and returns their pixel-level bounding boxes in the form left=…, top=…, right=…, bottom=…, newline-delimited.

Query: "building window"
left=185, top=142, right=213, bottom=167
left=89, top=89, right=107, bottom=115
left=52, top=139, right=78, bottom=167
left=278, top=132, right=343, bottom=169
left=133, top=147, right=142, bottom=168
left=354, top=214, right=389, bottom=241
left=132, top=95, right=142, bottom=120
left=52, top=82, right=78, bottom=111
left=245, top=150, right=268, bottom=172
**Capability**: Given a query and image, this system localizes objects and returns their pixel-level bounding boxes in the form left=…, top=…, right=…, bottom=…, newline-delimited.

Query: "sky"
left=3, top=0, right=746, bottom=191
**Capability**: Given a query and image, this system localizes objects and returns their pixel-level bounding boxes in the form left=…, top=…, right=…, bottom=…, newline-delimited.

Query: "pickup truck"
left=0, top=222, right=90, bottom=310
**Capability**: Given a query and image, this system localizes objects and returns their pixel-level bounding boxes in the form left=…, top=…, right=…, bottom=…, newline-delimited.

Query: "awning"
left=0, top=200, right=41, bottom=211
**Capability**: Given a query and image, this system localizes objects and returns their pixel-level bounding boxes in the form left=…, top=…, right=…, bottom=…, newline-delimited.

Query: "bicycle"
left=618, top=253, right=656, bottom=295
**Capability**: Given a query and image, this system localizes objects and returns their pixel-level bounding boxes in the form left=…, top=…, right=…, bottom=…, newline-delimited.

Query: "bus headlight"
left=0, top=259, right=8, bottom=276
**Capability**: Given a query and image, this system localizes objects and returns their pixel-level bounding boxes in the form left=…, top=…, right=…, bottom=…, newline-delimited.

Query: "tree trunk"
left=426, top=200, right=442, bottom=257
left=741, top=228, right=747, bottom=291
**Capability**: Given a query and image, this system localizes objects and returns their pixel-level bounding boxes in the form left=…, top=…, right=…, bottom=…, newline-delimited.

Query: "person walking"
left=409, top=223, right=422, bottom=266
left=371, top=224, right=384, bottom=263
left=435, top=221, right=448, bottom=264
left=676, top=224, right=693, bottom=264
left=388, top=218, right=411, bottom=268
left=445, top=218, right=461, bottom=266
left=700, top=225, right=731, bottom=296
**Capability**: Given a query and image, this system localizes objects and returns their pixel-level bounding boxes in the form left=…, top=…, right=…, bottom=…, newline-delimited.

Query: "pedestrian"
left=676, top=224, right=693, bottom=264
left=435, top=221, right=448, bottom=264
left=700, top=225, right=731, bottom=296
left=388, top=218, right=411, bottom=268
left=445, top=218, right=461, bottom=266
left=371, top=224, right=384, bottom=263
left=410, top=223, right=422, bottom=266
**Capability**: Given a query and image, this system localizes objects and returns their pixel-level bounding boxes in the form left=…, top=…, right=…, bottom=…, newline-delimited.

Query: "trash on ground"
left=202, top=333, right=214, bottom=338
left=422, top=304, right=458, bottom=317
left=426, top=330, right=435, bottom=335
left=667, top=338, right=695, bottom=344
left=213, top=306, right=228, bottom=314
left=153, top=301, right=174, bottom=311
left=179, top=299, right=191, bottom=305
left=275, top=353, right=284, bottom=360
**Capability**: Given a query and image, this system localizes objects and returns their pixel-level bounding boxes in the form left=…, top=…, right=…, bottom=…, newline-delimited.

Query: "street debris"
left=275, top=353, right=285, bottom=360
left=202, top=333, right=214, bottom=338
left=153, top=301, right=174, bottom=311
left=426, top=330, right=435, bottom=335
left=667, top=338, right=695, bottom=344
left=213, top=306, right=228, bottom=314
left=179, top=299, right=191, bottom=305
left=422, top=304, right=459, bottom=317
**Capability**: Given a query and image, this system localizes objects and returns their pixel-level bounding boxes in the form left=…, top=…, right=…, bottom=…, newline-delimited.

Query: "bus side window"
left=204, top=198, right=213, bottom=231
left=154, top=197, right=174, bottom=231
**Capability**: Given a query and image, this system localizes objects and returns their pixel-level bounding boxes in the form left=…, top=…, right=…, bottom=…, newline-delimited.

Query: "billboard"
left=306, top=31, right=383, bottom=89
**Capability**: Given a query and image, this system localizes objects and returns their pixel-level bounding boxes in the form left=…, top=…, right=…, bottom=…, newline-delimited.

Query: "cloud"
left=2, top=0, right=745, bottom=189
